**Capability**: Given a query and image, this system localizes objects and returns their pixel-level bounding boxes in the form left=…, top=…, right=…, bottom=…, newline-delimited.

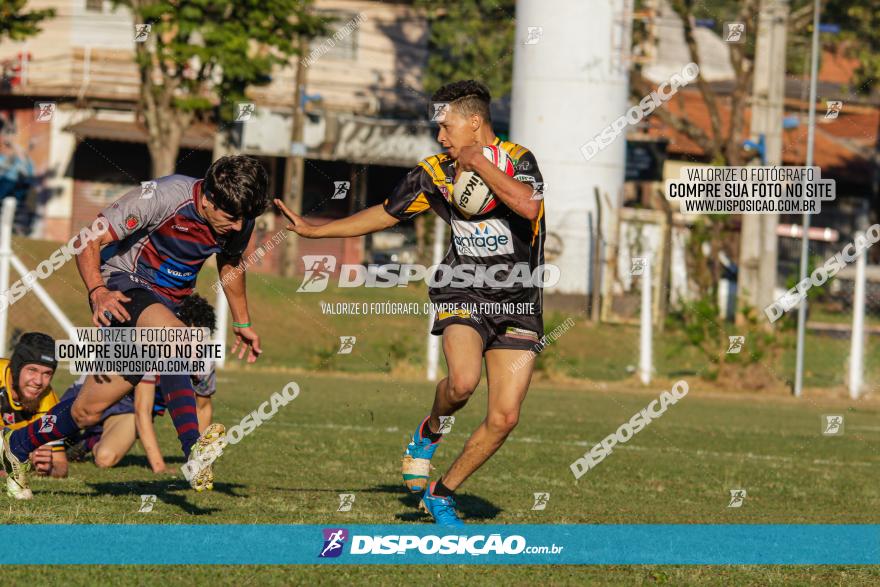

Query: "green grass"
left=4, top=371, right=879, bottom=582
left=4, top=236, right=880, bottom=582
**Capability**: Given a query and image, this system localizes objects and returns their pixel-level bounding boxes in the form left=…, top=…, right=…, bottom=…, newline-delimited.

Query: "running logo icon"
left=337, top=494, right=355, bottom=512
left=431, top=102, right=450, bottom=123
left=631, top=257, right=646, bottom=276
left=727, top=336, right=745, bottom=354
left=34, top=102, right=56, bottom=122
left=724, top=23, right=745, bottom=42
left=332, top=181, right=350, bottom=200
left=825, top=101, right=843, bottom=120
left=38, top=414, right=56, bottom=434
left=524, top=26, right=543, bottom=45
left=141, top=181, right=157, bottom=199
left=298, top=256, right=337, bottom=292
left=822, top=415, right=844, bottom=436
left=319, top=528, right=349, bottom=558
left=728, top=489, right=746, bottom=508
left=236, top=103, right=255, bottom=122
left=337, top=336, right=356, bottom=354
left=138, top=494, right=157, bottom=513
left=134, top=24, right=151, bottom=42
left=532, top=492, right=550, bottom=510
left=438, top=416, right=455, bottom=434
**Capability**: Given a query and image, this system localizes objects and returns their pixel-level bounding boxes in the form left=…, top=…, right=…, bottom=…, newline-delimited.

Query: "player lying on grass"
left=64, top=294, right=219, bottom=473
left=0, top=155, right=268, bottom=499
left=0, top=333, right=68, bottom=487
left=276, top=80, right=545, bottom=526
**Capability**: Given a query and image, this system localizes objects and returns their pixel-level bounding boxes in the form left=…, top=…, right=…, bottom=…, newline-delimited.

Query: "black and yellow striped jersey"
left=383, top=137, right=545, bottom=307
left=0, top=358, right=64, bottom=451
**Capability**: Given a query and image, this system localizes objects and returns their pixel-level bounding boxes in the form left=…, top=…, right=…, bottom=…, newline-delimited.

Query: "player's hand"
left=30, top=446, right=53, bottom=475
left=274, top=198, right=318, bottom=238
left=150, top=461, right=168, bottom=474
left=91, top=287, right=131, bottom=326
left=231, top=325, right=261, bottom=363
left=457, top=145, right=488, bottom=172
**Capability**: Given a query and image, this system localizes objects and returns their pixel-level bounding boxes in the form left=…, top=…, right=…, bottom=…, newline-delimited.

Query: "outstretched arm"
left=274, top=200, right=399, bottom=239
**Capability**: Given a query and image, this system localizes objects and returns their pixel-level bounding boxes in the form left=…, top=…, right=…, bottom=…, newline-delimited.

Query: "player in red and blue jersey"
left=0, top=156, right=269, bottom=499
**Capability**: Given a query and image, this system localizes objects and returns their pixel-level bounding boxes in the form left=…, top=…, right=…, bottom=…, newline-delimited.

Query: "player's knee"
left=71, top=402, right=102, bottom=428
left=447, top=375, right=479, bottom=403
left=486, top=409, right=519, bottom=435
left=93, top=448, right=121, bottom=469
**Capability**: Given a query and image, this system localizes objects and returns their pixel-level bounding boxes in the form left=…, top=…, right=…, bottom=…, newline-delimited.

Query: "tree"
left=415, top=0, right=515, bottom=98
left=0, top=0, right=55, bottom=42
left=116, top=0, right=325, bottom=177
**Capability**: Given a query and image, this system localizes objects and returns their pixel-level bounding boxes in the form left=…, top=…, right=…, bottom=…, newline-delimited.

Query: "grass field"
left=4, top=369, right=879, bottom=583
left=3, top=236, right=880, bottom=583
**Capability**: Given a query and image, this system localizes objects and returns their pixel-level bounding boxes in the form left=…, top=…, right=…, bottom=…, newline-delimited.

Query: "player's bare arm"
left=133, top=380, right=166, bottom=473
left=274, top=199, right=399, bottom=239
left=457, top=145, right=541, bottom=221
left=217, top=253, right=261, bottom=362
left=75, top=227, right=131, bottom=326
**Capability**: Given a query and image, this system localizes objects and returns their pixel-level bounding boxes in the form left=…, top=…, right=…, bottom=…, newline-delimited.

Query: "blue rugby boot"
left=419, top=481, right=465, bottom=528
left=401, top=416, right=441, bottom=493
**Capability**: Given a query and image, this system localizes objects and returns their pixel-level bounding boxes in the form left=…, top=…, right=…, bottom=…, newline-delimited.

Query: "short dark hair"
left=176, top=293, right=216, bottom=333
left=204, top=155, right=269, bottom=220
left=431, top=80, right=492, bottom=123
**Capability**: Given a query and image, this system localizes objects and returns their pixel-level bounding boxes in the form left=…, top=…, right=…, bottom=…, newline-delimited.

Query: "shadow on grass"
left=114, top=454, right=187, bottom=468
left=82, top=479, right=248, bottom=515
left=367, top=483, right=502, bottom=522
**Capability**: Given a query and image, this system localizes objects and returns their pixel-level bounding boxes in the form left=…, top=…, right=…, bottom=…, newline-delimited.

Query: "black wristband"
left=88, top=284, right=108, bottom=298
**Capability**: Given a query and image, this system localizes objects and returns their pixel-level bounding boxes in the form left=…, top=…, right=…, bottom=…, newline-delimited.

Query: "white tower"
left=510, top=0, right=632, bottom=295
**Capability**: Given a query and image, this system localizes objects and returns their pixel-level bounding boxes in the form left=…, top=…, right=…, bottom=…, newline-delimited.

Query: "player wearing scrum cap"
left=275, top=80, right=546, bottom=526
left=0, top=333, right=69, bottom=498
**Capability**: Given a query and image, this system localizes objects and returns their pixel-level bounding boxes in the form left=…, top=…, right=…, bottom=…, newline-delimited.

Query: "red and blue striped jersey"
left=98, top=175, right=254, bottom=304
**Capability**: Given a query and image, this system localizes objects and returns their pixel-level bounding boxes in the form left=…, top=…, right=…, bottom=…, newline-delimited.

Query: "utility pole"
left=282, top=35, right=309, bottom=278
left=738, top=0, right=788, bottom=321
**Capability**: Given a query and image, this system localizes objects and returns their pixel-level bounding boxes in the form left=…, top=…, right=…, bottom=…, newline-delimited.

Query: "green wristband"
left=232, top=321, right=251, bottom=328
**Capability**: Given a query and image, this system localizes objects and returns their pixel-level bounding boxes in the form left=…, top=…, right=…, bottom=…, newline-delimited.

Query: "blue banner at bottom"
left=2, top=524, right=878, bottom=564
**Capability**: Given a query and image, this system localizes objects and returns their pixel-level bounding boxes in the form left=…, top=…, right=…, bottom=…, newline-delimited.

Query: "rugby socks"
left=421, top=417, right=443, bottom=443
left=85, top=434, right=101, bottom=452
left=158, top=374, right=201, bottom=458
left=433, top=478, right=454, bottom=497
left=9, top=395, right=80, bottom=462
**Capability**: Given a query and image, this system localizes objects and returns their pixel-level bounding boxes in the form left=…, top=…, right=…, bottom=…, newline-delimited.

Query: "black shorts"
left=90, top=274, right=178, bottom=385
left=430, top=303, right=544, bottom=354
left=94, top=273, right=177, bottom=327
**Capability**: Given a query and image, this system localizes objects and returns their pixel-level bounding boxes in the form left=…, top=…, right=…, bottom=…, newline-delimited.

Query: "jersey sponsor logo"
left=451, top=219, right=514, bottom=257
left=154, top=258, right=196, bottom=288
left=125, top=215, right=140, bottom=231
left=172, top=224, right=190, bottom=232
